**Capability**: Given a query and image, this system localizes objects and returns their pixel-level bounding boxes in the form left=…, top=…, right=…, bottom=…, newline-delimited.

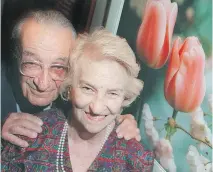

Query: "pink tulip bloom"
left=164, top=37, right=206, bottom=112
left=137, top=0, right=178, bottom=69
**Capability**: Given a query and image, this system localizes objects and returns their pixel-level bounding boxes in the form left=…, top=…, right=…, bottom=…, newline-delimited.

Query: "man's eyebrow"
left=54, top=57, right=69, bottom=62
left=23, top=50, right=36, bottom=57
left=22, top=50, right=40, bottom=61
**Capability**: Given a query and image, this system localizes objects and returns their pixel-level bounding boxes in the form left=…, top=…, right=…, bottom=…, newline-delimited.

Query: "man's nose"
left=89, top=96, right=107, bottom=115
left=33, top=69, right=51, bottom=91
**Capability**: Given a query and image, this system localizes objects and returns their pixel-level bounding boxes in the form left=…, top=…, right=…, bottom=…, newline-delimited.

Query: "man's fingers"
left=13, top=119, right=43, bottom=133
left=124, top=135, right=131, bottom=141
left=122, top=114, right=135, bottom=120
left=136, top=128, right=140, bottom=134
left=117, top=133, right=123, bottom=139
left=10, top=126, right=38, bottom=138
left=121, top=130, right=141, bottom=141
left=3, top=134, right=29, bottom=147
left=117, top=125, right=135, bottom=135
left=2, top=112, right=44, bottom=147
left=136, top=135, right=141, bottom=142
left=116, top=114, right=135, bottom=124
left=18, top=113, right=43, bottom=125
left=116, top=120, right=141, bottom=141
left=116, top=115, right=124, bottom=124
left=116, top=118, right=136, bottom=133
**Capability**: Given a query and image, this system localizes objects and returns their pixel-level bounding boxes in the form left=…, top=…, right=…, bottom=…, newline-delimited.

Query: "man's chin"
left=25, top=91, right=58, bottom=107
left=28, top=97, right=53, bottom=107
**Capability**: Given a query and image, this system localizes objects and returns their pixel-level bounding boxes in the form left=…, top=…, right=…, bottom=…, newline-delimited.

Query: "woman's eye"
left=81, top=86, right=94, bottom=93
left=108, top=92, right=119, bottom=98
left=110, top=92, right=118, bottom=96
left=82, top=86, right=90, bottom=90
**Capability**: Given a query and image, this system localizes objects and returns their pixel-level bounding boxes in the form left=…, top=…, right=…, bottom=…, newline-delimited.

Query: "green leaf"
left=164, top=122, right=177, bottom=140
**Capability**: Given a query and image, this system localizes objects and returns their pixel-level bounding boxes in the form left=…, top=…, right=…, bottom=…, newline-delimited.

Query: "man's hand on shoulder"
left=116, top=114, right=141, bottom=141
left=2, top=112, right=43, bottom=147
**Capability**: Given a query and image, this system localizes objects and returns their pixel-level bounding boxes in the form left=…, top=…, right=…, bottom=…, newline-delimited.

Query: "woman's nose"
left=89, top=96, right=107, bottom=115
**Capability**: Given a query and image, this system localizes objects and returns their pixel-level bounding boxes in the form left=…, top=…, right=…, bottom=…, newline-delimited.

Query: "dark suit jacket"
left=1, top=62, right=17, bottom=122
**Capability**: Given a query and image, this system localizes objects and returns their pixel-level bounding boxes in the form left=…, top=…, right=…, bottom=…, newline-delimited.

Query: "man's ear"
left=122, top=96, right=137, bottom=107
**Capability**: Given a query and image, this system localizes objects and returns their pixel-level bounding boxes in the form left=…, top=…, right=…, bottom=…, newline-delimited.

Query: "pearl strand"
left=97, top=124, right=112, bottom=155
left=56, top=121, right=112, bottom=171
left=56, top=121, right=68, bottom=172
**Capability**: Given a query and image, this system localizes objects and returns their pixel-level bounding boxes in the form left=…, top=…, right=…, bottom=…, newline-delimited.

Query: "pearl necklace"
left=56, top=121, right=68, bottom=172
left=56, top=121, right=112, bottom=172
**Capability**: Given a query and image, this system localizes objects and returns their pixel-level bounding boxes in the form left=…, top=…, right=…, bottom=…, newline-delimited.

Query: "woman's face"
left=70, top=58, right=129, bottom=134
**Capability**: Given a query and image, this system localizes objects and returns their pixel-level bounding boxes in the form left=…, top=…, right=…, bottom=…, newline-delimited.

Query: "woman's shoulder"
left=125, top=139, right=154, bottom=160
left=109, top=128, right=154, bottom=172
left=121, top=138, right=154, bottom=171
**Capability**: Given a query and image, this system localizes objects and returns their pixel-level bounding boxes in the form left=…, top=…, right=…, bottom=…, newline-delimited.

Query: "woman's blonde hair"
left=61, top=29, right=143, bottom=106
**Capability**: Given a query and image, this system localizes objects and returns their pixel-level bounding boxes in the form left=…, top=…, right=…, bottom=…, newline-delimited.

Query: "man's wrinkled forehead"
left=21, top=18, right=74, bottom=47
left=20, top=18, right=74, bottom=60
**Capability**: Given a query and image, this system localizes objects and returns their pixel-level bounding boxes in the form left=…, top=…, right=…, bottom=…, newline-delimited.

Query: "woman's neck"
left=67, top=115, right=115, bottom=172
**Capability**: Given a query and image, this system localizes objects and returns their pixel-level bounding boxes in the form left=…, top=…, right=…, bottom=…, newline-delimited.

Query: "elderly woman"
left=2, top=29, right=154, bottom=171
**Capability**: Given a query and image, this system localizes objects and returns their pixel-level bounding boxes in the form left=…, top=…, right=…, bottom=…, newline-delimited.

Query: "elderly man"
left=2, top=10, right=141, bottom=148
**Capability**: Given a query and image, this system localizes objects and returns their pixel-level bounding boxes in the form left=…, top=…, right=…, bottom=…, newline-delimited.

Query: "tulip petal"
left=167, top=2, right=178, bottom=49
left=155, top=2, right=178, bottom=68
left=180, top=48, right=205, bottom=111
left=179, top=37, right=202, bottom=59
left=164, top=37, right=181, bottom=102
left=165, top=36, right=206, bottom=112
left=170, top=47, right=205, bottom=111
left=137, top=1, right=167, bottom=68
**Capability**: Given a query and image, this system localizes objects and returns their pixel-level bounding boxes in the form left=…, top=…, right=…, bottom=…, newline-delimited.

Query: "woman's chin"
left=83, top=122, right=109, bottom=134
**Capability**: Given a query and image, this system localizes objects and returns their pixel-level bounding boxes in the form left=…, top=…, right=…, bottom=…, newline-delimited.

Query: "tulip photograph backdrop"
left=117, top=0, right=212, bottom=171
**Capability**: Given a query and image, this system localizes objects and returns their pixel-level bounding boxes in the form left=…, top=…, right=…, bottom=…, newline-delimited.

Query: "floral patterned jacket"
left=1, top=108, right=154, bottom=172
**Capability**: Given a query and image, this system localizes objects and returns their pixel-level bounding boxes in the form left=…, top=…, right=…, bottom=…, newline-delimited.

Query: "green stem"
left=204, top=161, right=212, bottom=166
left=165, top=134, right=170, bottom=141
left=176, top=124, right=213, bottom=149
left=172, top=109, right=178, bottom=120
left=153, top=117, right=167, bottom=122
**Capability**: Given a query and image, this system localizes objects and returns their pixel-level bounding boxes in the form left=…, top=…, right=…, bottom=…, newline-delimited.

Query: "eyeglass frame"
left=19, top=60, right=70, bottom=81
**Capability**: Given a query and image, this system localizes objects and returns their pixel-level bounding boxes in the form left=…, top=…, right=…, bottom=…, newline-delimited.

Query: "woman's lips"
left=85, top=113, right=106, bottom=121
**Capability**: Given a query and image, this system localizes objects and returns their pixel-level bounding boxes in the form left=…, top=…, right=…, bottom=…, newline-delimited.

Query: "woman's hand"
left=116, top=114, right=141, bottom=141
left=1, top=112, right=43, bottom=147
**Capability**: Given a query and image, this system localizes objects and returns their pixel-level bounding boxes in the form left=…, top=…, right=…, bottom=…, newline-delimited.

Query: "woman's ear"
left=122, top=78, right=143, bottom=107
left=61, top=86, right=71, bottom=101
left=68, top=87, right=72, bottom=100
left=122, top=96, right=137, bottom=107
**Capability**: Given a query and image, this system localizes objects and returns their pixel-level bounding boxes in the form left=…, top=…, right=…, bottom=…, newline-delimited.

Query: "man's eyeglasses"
left=19, top=61, right=69, bottom=81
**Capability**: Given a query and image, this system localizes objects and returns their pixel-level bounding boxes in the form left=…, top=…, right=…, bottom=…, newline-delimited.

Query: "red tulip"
left=164, top=37, right=206, bottom=112
left=136, top=0, right=178, bottom=69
